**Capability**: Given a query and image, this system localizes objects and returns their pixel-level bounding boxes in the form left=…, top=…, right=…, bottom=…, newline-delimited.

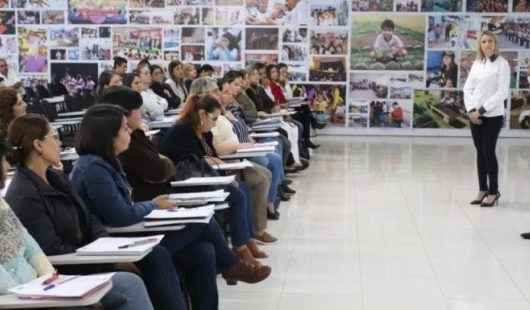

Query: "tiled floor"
left=218, top=136, right=530, bottom=310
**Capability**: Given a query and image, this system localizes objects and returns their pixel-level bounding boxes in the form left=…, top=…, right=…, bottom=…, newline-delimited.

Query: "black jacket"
left=6, top=167, right=107, bottom=256
left=159, top=120, right=217, bottom=164
left=119, top=129, right=176, bottom=201
left=151, top=81, right=181, bottom=109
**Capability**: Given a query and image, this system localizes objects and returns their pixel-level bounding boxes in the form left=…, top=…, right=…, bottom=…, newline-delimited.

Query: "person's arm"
left=0, top=265, right=17, bottom=295
left=81, top=164, right=155, bottom=227
left=9, top=195, right=81, bottom=255
left=211, top=117, right=240, bottom=155
left=22, top=228, right=54, bottom=276
left=463, top=61, right=480, bottom=112
left=480, top=59, right=510, bottom=114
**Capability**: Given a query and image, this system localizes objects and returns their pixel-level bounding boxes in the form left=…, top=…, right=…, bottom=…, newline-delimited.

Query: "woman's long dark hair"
left=76, top=104, right=127, bottom=170
left=179, top=95, right=221, bottom=133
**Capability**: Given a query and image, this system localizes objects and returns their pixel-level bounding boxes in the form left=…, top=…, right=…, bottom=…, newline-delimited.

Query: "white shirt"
left=0, top=70, right=20, bottom=87
left=211, top=115, right=239, bottom=150
left=141, top=89, right=168, bottom=121
left=463, top=56, right=510, bottom=117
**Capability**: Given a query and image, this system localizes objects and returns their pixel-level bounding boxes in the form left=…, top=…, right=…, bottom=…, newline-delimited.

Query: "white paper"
left=254, top=141, right=278, bottom=147
left=75, top=235, right=164, bottom=256
left=236, top=146, right=275, bottom=153
left=145, top=205, right=214, bottom=220
left=168, top=189, right=228, bottom=200
left=144, top=213, right=214, bottom=227
left=249, top=132, right=280, bottom=138
left=212, top=160, right=253, bottom=170
left=170, top=175, right=235, bottom=187
left=9, top=273, right=114, bottom=299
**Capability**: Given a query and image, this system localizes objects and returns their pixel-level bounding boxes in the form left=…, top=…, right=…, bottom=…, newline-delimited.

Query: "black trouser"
left=470, top=116, right=503, bottom=195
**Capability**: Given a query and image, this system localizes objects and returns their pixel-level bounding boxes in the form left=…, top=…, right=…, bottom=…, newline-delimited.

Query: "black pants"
left=470, top=116, right=503, bottom=195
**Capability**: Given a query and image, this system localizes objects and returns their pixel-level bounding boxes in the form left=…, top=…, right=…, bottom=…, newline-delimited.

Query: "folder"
left=236, top=146, right=275, bottom=153
left=212, top=160, right=253, bottom=170
left=144, top=205, right=215, bottom=221
left=9, top=273, right=114, bottom=300
left=75, top=235, right=164, bottom=256
left=170, top=175, right=235, bottom=187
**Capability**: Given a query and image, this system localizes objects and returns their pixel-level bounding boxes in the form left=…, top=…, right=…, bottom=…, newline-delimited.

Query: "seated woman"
left=0, top=86, right=27, bottom=136
left=68, top=105, right=270, bottom=308
left=150, top=64, right=180, bottom=109
left=94, top=70, right=122, bottom=101
left=137, top=63, right=168, bottom=121
left=159, top=94, right=269, bottom=262
left=123, top=71, right=143, bottom=93
left=0, top=136, right=154, bottom=310
left=166, top=60, right=188, bottom=105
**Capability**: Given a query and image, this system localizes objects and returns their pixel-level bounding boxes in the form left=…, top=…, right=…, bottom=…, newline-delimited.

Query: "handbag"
left=173, top=153, right=220, bottom=181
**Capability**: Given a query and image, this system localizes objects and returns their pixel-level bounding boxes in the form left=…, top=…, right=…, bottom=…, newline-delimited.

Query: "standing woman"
left=463, top=31, right=510, bottom=207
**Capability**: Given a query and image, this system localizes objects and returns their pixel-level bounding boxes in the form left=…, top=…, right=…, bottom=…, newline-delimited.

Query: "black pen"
left=118, top=238, right=158, bottom=249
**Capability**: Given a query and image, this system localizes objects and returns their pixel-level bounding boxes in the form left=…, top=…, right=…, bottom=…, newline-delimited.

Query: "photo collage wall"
left=1, top=0, right=529, bottom=134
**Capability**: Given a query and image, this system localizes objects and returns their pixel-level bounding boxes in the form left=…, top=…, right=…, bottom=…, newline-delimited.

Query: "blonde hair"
left=476, top=31, right=500, bottom=62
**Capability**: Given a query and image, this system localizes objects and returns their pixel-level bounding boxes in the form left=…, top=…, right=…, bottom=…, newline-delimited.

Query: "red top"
left=269, top=81, right=287, bottom=104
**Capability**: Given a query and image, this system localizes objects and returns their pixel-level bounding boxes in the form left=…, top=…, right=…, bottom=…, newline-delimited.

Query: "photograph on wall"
left=245, top=0, right=309, bottom=26
left=67, top=49, right=79, bottom=60
left=309, top=56, right=346, bottom=82
left=202, top=8, right=215, bottom=25
left=41, top=10, right=65, bottom=24
left=130, top=0, right=164, bottom=7
left=166, top=0, right=184, bottom=5
left=282, top=28, right=307, bottom=43
left=310, top=29, right=348, bottom=55
left=388, top=73, right=413, bottom=99
left=1, top=54, right=17, bottom=75
left=99, top=27, right=110, bottom=38
left=186, top=0, right=213, bottom=4
left=152, top=10, right=174, bottom=25
left=280, top=45, right=308, bottom=63
left=222, top=63, right=243, bottom=72
left=514, top=0, right=530, bottom=11
left=14, top=0, right=67, bottom=9
left=460, top=51, right=518, bottom=89
left=395, top=0, right=420, bottom=11
left=292, top=84, right=346, bottom=125
left=215, top=7, right=244, bottom=26
left=480, top=16, right=530, bottom=49
left=309, top=0, right=348, bottom=26
left=174, top=7, right=200, bottom=25
left=21, top=75, right=49, bottom=92
left=164, top=28, right=180, bottom=50
left=181, top=45, right=205, bottom=61
left=350, top=72, right=389, bottom=100
left=426, top=50, right=459, bottom=89
left=348, top=101, right=369, bottom=128
left=286, top=63, right=306, bottom=81
left=50, top=62, right=98, bottom=95
left=510, top=91, right=530, bottom=129
left=520, top=51, right=529, bottom=89
left=246, top=27, right=279, bottom=50
left=206, top=28, right=242, bottom=61
left=0, top=10, right=15, bottom=34
left=164, top=51, right=180, bottom=61
left=369, top=100, right=412, bottom=128
left=49, top=27, right=79, bottom=47
left=245, top=52, right=278, bottom=66
left=216, top=0, right=243, bottom=4
left=421, top=0, right=461, bottom=11
left=427, top=15, right=478, bottom=49
left=466, top=0, right=507, bottom=12
left=130, top=9, right=173, bottom=25
left=409, top=72, right=425, bottom=88
left=350, top=15, right=425, bottom=71
left=68, top=0, right=127, bottom=24
left=80, top=39, right=111, bottom=60
left=413, top=89, right=468, bottom=129
left=351, top=0, right=393, bottom=11
left=113, top=27, right=163, bottom=60
left=129, top=10, right=149, bottom=24
left=0, top=36, right=17, bottom=55
left=50, top=48, right=66, bottom=60
left=17, top=10, right=40, bottom=24
left=18, top=27, right=48, bottom=73
left=182, top=27, right=205, bottom=44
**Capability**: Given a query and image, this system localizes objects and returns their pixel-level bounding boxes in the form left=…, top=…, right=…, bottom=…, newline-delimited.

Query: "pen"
left=41, top=271, right=59, bottom=285
left=43, top=275, right=80, bottom=291
left=118, top=238, right=159, bottom=249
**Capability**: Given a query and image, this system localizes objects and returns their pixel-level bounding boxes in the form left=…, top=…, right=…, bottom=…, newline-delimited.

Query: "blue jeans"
left=225, top=183, right=251, bottom=247
left=135, top=245, right=187, bottom=310
left=101, top=272, right=154, bottom=310
left=238, top=182, right=254, bottom=238
left=250, top=153, right=284, bottom=203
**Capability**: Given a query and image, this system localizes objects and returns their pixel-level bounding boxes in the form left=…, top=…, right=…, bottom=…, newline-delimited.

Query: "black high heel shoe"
left=470, top=192, right=487, bottom=205
left=481, top=192, right=501, bottom=207
left=267, top=209, right=280, bottom=220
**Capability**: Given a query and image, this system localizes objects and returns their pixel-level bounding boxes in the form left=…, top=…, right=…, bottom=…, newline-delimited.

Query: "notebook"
left=144, top=205, right=215, bottom=221
left=236, top=146, right=275, bottom=153
left=168, top=189, right=228, bottom=201
left=144, top=213, right=214, bottom=227
left=170, top=175, right=235, bottom=187
left=212, top=160, right=253, bottom=170
left=9, top=273, right=114, bottom=300
left=249, top=132, right=280, bottom=138
left=75, top=235, right=164, bottom=256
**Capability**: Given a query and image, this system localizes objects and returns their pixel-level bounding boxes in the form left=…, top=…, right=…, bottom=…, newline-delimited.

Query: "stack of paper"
left=170, top=175, right=235, bottom=187
left=254, top=141, right=278, bottom=148
left=213, top=160, right=253, bottom=170
left=76, top=235, right=164, bottom=256
left=169, top=189, right=230, bottom=203
left=144, top=205, right=215, bottom=226
left=250, top=132, right=280, bottom=138
left=236, top=146, right=275, bottom=153
left=9, top=274, right=114, bottom=300
left=253, top=118, right=281, bottom=126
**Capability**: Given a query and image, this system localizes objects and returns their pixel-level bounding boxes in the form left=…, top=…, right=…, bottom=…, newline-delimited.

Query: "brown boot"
left=234, top=246, right=261, bottom=266
left=222, top=260, right=272, bottom=285
left=248, top=239, right=268, bottom=259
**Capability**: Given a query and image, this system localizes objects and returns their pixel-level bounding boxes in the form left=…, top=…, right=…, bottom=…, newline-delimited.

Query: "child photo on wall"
left=206, top=28, right=242, bottom=61
left=351, top=15, right=425, bottom=71
left=426, top=50, right=459, bottom=89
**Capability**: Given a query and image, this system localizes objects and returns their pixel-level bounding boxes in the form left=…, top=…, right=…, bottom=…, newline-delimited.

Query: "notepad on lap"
left=170, top=175, right=235, bottom=187
left=76, top=235, right=164, bottom=256
left=213, top=160, right=253, bottom=170
left=236, top=146, right=275, bottom=153
left=249, top=132, right=280, bottom=138
left=9, top=273, right=114, bottom=299
left=169, top=189, right=228, bottom=201
left=145, top=205, right=215, bottom=220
